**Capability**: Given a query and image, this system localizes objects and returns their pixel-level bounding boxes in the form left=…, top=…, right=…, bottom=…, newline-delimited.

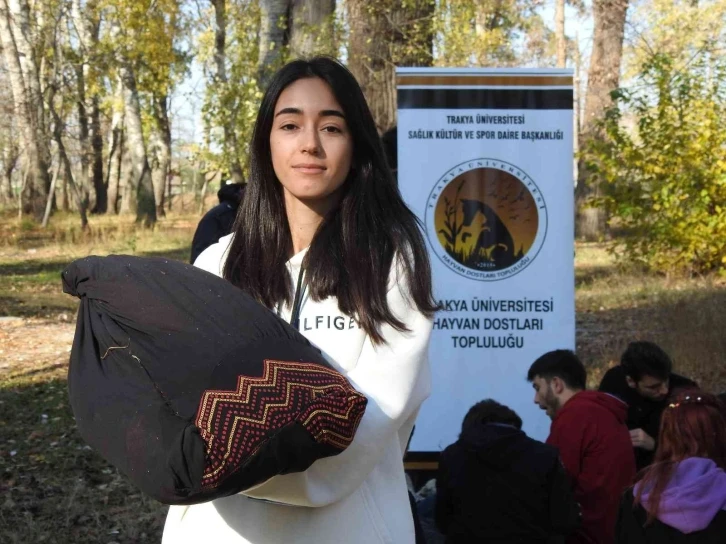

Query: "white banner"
left=397, top=68, right=575, bottom=451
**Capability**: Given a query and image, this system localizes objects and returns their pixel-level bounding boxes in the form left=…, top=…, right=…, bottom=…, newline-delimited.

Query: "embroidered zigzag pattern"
left=195, top=359, right=367, bottom=488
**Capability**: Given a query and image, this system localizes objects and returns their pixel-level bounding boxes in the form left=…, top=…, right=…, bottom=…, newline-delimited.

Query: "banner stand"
left=397, top=68, right=575, bottom=465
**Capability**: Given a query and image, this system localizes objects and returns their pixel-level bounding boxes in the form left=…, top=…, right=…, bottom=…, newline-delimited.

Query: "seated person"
left=190, top=182, right=246, bottom=264
left=528, top=350, right=635, bottom=544
left=616, top=391, right=726, bottom=543
left=598, top=341, right=697, bottom=469
left=435, top=399, right=580, bottom=543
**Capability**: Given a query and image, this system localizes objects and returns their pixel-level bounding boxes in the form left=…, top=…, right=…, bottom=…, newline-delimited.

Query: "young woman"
left=616, top=391, right=726, bottom=543
left=162, top=57, right=438, bottom=543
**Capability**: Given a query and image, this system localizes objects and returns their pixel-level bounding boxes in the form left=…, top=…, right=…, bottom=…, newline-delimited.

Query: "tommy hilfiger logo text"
left=302, top=316, right=361, bottom=331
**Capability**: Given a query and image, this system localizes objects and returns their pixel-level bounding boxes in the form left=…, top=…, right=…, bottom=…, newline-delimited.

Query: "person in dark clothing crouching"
left=435, top=399, right=581, bottom=543
left=189, top=182, right=246, bottom=264
left=598, top=341, right=697, bottom=470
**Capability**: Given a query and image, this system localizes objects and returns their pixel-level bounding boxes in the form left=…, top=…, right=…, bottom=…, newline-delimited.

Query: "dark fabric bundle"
left=61, top=255, right=367, bottom=505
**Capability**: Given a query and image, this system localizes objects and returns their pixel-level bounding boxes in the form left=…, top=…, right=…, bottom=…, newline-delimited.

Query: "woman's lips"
left=292, top=164, right=326, bottom=174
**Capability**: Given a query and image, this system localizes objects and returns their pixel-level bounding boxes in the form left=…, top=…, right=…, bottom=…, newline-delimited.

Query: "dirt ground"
left=0, top=317, right=75, bottom=379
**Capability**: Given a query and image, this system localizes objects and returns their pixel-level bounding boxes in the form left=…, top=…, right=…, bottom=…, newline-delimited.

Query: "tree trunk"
left=48, top=16, right=87, bottom=229
left=119, top=138, right=134, bottom=214
left=41, top=157, right=61, bottom=228
left=289, top=0, right=335, bottom=58
left=347, top=0, right=434, bottom=132
left=211, top=0, right=244, bottom=183
left=0, top=0, right=51, bottom=217
left=89, top=96, right=106, bottom=212
left=72, top=0, right=105, bottom=213
left=150, top=93, right=171, bottom=217
left=576, top=0, right=629, bottom=240
left=119, top=62, right=157, bottom=226
left=1, top=145, right=18, bottom=204
left=198, top=172, right=210, bottom=215
left=48, top=91, right=88, bottom=229
left=573, top=31, right=581, bottom=185
left=258, top=0, right=291, bottom=89
left=2, top=167, right=14, bottom=204
left=61, top=171, right=69, bottom=211
left=555, top=0, right=566, bottom=67
left=348, top=1, right=395, bottom=132
left=74, top=64, right=92, bottom=209
left=8, top=0, right=51, bottom=174
left=166, top=166, right=173, bottom=211
left=106, top=128, right=123, bottom=214
left=106, top=77, right=124, bottom=214
left=582, top=0, right=629, bottom=135
left=55, top=135, right=88, bottom=229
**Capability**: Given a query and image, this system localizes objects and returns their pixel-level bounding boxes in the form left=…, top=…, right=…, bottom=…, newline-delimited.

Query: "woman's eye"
left=280, top=123, right=298, bottom=131
left=322, top=126, right=342, bottom=133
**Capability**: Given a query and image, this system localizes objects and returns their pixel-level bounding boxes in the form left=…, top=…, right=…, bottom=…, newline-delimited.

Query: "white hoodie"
left=162, top=234, right=433, bottom=544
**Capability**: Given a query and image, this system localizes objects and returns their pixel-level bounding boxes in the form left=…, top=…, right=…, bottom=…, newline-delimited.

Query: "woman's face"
left=270, top=77, right=354, bottom=208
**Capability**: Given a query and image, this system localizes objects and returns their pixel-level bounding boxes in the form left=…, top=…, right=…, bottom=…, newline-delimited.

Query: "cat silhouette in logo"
left=460, top=199, right=517, bottom=268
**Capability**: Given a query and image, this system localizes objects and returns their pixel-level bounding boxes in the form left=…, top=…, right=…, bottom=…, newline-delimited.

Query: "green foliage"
left=196, top=0, right=263, bottom=180
left=433, top=0, right=550, bottom=67
left=584, top=53, right=726, bottom=275
left=96, top=0, right=190, bottom=152
left=624, top=0, right=726, bottom=80
left=101, top=0, right=190, bottom=93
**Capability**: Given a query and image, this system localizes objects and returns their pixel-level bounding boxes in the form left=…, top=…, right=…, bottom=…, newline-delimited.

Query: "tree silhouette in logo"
left=438, top=180, right=466, bottom=256
left=459, top=199, right=517, bottom=269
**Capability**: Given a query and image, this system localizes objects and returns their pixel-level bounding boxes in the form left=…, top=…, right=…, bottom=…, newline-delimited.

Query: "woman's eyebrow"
left=275, top=107, right=302, bottom=117
left=319, top=109, right=346, bottom=119
left=274, top=107, right=345, bottom=119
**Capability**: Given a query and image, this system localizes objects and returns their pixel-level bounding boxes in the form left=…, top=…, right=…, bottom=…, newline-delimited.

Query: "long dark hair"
left=223, top=57, right=438, bottom=343
left=634, top=390, right=726, bottom=524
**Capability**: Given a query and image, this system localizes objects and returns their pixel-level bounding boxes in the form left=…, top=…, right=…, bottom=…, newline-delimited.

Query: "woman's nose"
left=300, top=128, right=321, bottom=155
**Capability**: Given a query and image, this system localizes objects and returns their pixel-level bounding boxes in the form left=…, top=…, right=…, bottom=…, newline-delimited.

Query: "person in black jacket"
left=435, top=399, right=581, bottom=543
left=616, top=391, right=726, bottom=543
left=598, top=341, right=697, bottom=470
left=189, top=182, right=246, bottom=263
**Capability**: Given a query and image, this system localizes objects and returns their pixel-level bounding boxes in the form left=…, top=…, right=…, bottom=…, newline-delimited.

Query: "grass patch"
left=574, top=243, right=726, bottom=390
left=0, top=210, right=202, bottom=318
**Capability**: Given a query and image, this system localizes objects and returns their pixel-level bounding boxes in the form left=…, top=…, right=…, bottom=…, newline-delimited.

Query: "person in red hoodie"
left=527, top=350, right=636, bottom=544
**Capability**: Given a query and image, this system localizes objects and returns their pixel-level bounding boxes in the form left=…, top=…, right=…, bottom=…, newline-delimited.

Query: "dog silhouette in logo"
left=460, top=199, right=517, bottom=267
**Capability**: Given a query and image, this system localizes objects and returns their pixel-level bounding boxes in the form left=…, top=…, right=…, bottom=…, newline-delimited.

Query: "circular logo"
left=425, top=159, right=547, bottom=281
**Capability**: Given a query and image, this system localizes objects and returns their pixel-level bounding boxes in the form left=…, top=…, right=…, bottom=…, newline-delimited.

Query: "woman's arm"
left=243, top=261, right=433, bottom=507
